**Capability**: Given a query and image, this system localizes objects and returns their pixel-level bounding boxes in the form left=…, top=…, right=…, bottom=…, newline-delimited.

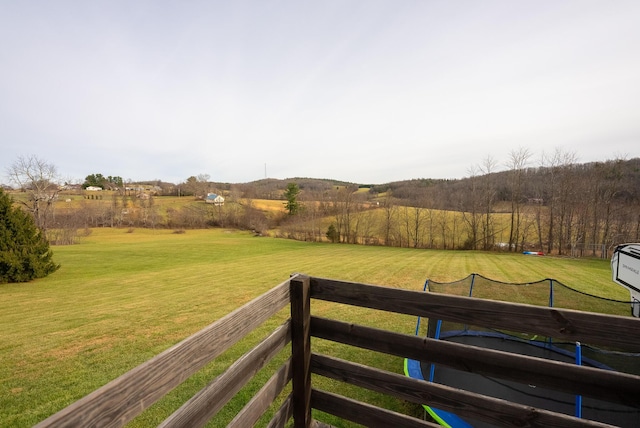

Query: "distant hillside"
left=217, top=158, right=640, bottom=211
left=232, top=177, right=357, bottom=200
left=258, top=157, right=640, bottom=256
left=369, top=157, right=640, bottom=211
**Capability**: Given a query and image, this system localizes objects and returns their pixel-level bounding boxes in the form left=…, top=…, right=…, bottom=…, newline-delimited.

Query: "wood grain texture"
left=227, top=358, right=292, bottom=428
left=290, top=275, right=312, bottom=428
left=309, top=277, right=640, bottom=351
left=32, top=275, right=639, bottom=428
left=159, top=320, right=291, bottom=428
left=311, top=354, right=614, bottom=428
left=311, top=388, right=440, bottom=428
left=311, top=316, right=640, bottom=406
left=310, top=421, right=336, bottom=428
left=265, top=394, right=293, bottom=428
left=35, top=280, right=291, bottom=428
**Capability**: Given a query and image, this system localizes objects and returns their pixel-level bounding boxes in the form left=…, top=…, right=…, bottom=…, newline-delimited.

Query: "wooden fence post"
left=290, top=274, right=311, bottom=428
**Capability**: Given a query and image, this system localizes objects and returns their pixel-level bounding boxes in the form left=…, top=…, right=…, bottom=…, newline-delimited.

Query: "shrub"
left=0, top=189, right=60, bottom=283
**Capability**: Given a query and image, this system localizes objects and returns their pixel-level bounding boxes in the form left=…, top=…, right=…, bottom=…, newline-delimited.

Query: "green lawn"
left=0, top=228, right=628, bottom=427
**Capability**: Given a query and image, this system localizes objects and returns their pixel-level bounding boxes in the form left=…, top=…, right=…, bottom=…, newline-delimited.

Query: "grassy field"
left=0, top=228, right=627, bottom=427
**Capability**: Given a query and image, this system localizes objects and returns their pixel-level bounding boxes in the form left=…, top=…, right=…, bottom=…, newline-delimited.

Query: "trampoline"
left=405, top=274, right=640, bottom=428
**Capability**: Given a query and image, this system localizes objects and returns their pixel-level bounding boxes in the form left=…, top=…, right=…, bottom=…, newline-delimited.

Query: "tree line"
left=281, top=151, right=640, bottom=258
left=4, top=153, right=640, bottom=258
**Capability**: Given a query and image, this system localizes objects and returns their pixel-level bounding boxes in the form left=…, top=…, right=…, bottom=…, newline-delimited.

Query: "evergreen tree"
left=83, top=173, right=106, bottom=189
left=283, top=183, right=301, bottom=215
left=326, top=224, right=339, bottom=243
left=0, top=189, right=60, bottom=283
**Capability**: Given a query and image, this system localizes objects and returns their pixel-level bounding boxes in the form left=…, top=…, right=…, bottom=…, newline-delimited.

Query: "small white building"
left=85, top=186, right=103, bottom=191
left=205, top=193, right=225, bottom=206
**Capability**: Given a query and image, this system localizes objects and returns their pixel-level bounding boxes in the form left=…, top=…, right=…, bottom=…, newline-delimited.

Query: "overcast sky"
left=2, top=1, right=639, bottom=185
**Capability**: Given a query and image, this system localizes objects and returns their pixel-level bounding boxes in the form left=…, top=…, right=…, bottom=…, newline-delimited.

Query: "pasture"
left=0, top=228, right=625, bottom=427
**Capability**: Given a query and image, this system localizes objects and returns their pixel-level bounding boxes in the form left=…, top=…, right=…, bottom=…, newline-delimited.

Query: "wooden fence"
left=35, top=274, right=640, bottom=427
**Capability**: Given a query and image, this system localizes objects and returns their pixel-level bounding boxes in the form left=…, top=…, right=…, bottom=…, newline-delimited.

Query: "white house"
left=205, top=193, right=225, bottom=206
left=85, top=186, right=102, bottom=191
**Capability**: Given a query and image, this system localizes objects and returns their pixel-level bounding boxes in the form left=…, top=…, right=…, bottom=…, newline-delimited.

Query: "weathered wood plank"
left=265, top=394, right=293, bottom=428
left=310, top=421, right=336, bottom=428
left=159, top=320, right=291, bottom=428
left=34, top=275, right=639, bottom=428
left=291, top=275, right=312, bottom=428
left=311, top=354, right=615, bottom=428
left=227, top=358, right=292, bottom=428
left=311, top=316, right=640, bottom=406
left=34, top=280, right=291, bottom=428
left=311, top=388, right=441, bottom=428
left=309, top=277, right=640, bottom=351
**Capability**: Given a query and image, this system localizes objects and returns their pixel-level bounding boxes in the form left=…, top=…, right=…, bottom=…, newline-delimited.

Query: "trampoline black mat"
left=420, top=335, right=640, bottom=427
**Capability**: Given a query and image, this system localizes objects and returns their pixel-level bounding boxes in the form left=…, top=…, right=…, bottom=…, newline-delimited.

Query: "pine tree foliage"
left=283, top=182, right=300, bottom=215
left=0, top=189, right=60, bottom=283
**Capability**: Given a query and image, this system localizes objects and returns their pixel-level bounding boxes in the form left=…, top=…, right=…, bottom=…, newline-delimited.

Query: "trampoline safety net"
left=413, top=273, right=640, bottom=427
left=422, top=273, right=639, bottom=376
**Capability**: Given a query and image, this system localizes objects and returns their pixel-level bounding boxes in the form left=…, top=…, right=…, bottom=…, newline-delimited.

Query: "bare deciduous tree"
left=479, top=156, right=498, bottom=250
left=506, top=148, right=532, bottom=251
left=6, top=155, right=61, bottom=232
left=379, top=191, right=397, bottom=246
left=329, top=185, right=360, bottom=243
left=461, top=165, right=481, bottom=250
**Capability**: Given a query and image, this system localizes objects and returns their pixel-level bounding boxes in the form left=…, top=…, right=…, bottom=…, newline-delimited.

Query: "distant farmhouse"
left=205, top=193, right=225, bottom=206
left=85, top=186, right=103, bottom=191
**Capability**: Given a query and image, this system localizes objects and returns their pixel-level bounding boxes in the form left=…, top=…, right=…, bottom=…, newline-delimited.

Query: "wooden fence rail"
left=158, top=321, right=292, bottom=428
left=35, top=280, right=291, bottom=428
left=310, top=316, right=639, bottom=405
left=35, top=274, right=640, bottom=428
left=309, top=277, right=640, bottom=351
left=306, top=276, right=640, bottom=427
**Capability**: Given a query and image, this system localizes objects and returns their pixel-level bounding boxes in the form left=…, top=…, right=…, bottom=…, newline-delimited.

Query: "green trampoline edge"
left=403, top=358, right=452, bottom=428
